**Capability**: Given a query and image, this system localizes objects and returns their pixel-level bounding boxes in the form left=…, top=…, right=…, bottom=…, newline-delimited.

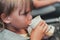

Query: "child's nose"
left=29, top=15, right=32, bottom=21
left=27, top=13, right=32, bottom=21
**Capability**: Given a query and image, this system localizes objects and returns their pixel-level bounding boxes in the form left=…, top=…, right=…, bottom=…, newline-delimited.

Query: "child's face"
left=8, top=8, right=32, bottom=29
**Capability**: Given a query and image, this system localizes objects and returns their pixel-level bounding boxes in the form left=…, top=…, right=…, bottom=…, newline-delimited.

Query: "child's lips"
left=28, top=21, right=32, bottom=25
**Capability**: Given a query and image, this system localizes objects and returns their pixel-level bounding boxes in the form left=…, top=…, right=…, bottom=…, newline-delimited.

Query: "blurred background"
left=31, top=2, right=60, bottom=40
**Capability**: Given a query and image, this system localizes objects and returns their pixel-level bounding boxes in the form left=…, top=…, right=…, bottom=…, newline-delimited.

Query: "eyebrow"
left=22, top=10, right=30, bottom=15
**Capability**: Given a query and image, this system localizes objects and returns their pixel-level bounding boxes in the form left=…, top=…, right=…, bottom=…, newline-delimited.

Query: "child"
left=0, top=0, right=48, bottom=40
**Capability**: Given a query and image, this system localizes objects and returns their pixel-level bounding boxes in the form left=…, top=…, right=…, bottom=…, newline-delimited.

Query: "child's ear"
left=1, top=13, right=11, bottom=24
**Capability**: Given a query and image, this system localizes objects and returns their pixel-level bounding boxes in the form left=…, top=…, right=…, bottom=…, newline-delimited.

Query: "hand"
left=30, top=20, right=48, bottom=40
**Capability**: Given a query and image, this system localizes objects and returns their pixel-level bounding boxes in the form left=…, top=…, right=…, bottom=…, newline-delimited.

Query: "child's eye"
left=19, top=9, right=30, bottom=16
left=20, top=11, right=29, bottom=16
left=23, top=12, right=29, bottom=15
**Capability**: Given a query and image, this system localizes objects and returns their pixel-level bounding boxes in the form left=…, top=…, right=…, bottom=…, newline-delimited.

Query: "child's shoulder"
left=0, top=29, right=28, bottom=40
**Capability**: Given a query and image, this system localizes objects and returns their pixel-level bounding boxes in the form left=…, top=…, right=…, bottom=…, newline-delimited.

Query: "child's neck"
left=6, top=26, right=27, bottom=34
left=16, top=29, right=27, bottom=34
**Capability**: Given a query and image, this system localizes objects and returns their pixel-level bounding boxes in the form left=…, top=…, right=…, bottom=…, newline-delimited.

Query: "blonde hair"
left=0, top=0, right=31, bottom=31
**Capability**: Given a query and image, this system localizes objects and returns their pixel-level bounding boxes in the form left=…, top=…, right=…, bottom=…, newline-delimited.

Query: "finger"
left=38, top=21, right=48, bottom=33
left=36, top=21, right=46, bottom=31
left=35, top=20, right=44, bottom=29
left=43, top=24, right=48, bottom=33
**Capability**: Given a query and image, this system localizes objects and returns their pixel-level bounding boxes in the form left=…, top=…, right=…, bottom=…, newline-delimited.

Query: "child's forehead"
left=17, top=6, right=31, bottom=15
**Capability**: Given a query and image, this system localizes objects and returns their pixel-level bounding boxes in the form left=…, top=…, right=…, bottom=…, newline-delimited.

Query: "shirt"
left=0, top=29, right=29, bottom=40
